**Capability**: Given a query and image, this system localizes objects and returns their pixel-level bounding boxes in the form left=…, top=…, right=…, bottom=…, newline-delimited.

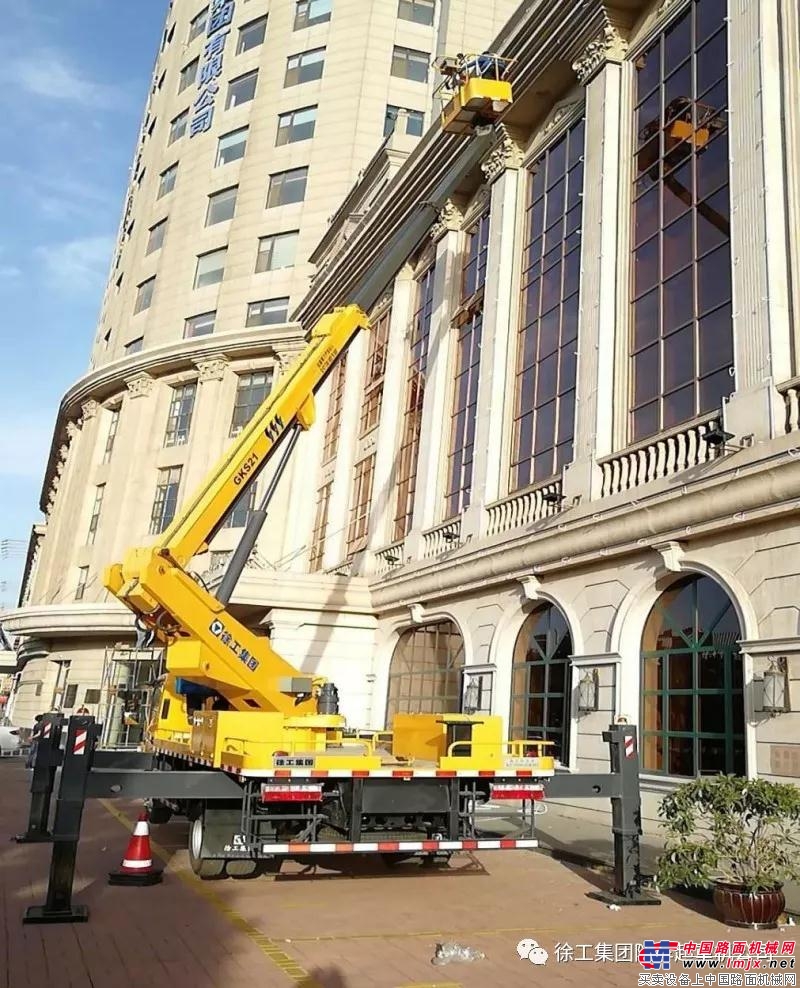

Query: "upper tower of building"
left=88, top=0, right=521, bottom=369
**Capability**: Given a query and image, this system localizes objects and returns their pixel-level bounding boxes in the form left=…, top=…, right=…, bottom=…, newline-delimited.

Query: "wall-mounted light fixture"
left=762, top=656, right=790, bottom=714
left=578, top=668, right=599, bottom=713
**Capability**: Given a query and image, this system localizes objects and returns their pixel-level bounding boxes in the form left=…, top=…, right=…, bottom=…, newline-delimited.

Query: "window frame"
left=134, top=277, right=156, bottom=315
left=255, top=231, right=299, bottom=272
left=205, top=185, right=238, bottom=226
left=346, top=454, right=376, bottom=556
left=157, top=163, right=178, bottom=198
left=237, top=15, right=268, bottom=55
left=149, top=466, right=183, bottom=535
left=384, top=105, right=425, bottom=138
left=267, top=167, right=309, bottom=207
left=397, top=0, right=435, bottom=27
left=188, top=6, right=208, bottom=43
left=216, top=126, right=249, bottom=166
left=145, top=219, right=167, bottom=255
left=178, top=57, right=199, bottom=94
left=284, top=47, right=326, bottom=87
left=276, top=105, right=318, bottom=145
left=229, top=371, right=273, bottom=437
left=184, top=311, right=216, bottom=338
left=511, top=115, right=585, bottom=492
left=627, top=0, right=734, bottom=445
left=102, top=408, right=120, bottom=464
left=194, top=247, right=228, bottom=289
left=393, top=264, right=435, bottom=541
left=359, top=306, right=391, bottom=436
left=163, top=382, right=197, bottom=447
left=86, top=484, right=105, bottom=546
left=309, top=481, right=333, bottom=571
left=245, top=298, right=290, bottom=327
left=294, top=0, right=332, bottom=31
left=226, top=70, right=259, bottom=110
left=168, top=109, right=189, bottom=144
left=391, top=46, right=430, bottom=83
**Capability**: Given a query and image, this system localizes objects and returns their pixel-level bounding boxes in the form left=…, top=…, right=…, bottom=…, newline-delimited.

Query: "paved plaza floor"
left=1, top=760, right=795, bottom=987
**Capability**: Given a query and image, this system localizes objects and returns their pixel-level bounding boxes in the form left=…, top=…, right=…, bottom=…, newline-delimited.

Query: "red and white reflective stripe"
left=624, top=736, right=636, bottom=759
left=260, top=838, right=538, bottom=855
left=73, top=729, right=88, bottom=756
left=41, top=723, right=52, bottom=740
left=490, top=784, right=544, bottom=801
left=122, top=855, right=153, bottom=869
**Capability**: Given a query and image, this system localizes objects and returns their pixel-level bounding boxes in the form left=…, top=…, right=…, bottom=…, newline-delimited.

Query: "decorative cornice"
left=194, top=355, right=228, bottom=383
left=571, top=25, right=630, bottom=85
left=408, top=603, right=425, bottom=625
left=430, top=199, right=464, bottom=242
left=657, top=0, right=681, bottom=14
left=65, top=421, right=80, bottom=441
left=125, top=371, right=155, bottom=399
left=481, top=129, right=525, bottom=184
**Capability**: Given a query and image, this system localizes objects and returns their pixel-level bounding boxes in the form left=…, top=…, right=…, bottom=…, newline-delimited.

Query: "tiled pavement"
left=1, top=760, right=796, bottom=988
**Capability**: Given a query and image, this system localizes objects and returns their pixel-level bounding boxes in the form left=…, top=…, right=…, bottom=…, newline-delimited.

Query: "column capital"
left=571, top=24, right=630, bottom=85
left=193, top=355, right=228, bottom=383
left=430, top=198, right=464, bottom=242
left=81, top=399, right=99, bottom=422
left=480, top=127, right=525, bottom=184
left=124, top=371, right=156, bottom=398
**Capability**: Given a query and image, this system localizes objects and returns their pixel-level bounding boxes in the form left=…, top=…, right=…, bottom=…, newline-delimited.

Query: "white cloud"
left=0, top=265, right=22, bottom=280
left=0, top=415, right=52, bottom=480
left=0, top=162, right=115, bottom=222
left=35, top=235, right=114, bottom=293
left=7, top=48, right=119, bottom=109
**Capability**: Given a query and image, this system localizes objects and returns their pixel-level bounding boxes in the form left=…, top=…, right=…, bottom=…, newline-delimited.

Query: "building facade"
left=287, top=0, right=800, bottom=817
left=3, top=0, right=519, bottom=725
left=7, top=0, right=800, bottom=838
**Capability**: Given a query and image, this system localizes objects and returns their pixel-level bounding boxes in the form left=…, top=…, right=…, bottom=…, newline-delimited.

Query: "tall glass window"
left=445, top=211, right=489, bottom=518
left=512, top=117, right=584, bottom=490
left=359, top=307, right=390, bottom=435
left=510, top=604, right=573, bottom=763
left=394, top=265, right=434, bottom=540
left=630, top=0, right=732, bottom=442
left=386, top=621, right=465, bottom=722
left=641, top=574, right=744, bottom=777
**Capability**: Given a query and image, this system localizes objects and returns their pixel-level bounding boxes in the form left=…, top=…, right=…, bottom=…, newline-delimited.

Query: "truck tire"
left=188, top=814, right=225, bottom=879
left=147, top=801, right=172, bottom=826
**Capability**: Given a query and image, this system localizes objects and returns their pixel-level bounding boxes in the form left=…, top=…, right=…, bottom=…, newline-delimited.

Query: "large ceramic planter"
left=712, top=882, right=785, bottom=929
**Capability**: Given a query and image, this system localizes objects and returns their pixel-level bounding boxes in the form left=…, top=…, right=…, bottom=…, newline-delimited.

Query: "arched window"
left=641, top=574, right=744, bottom=777
left=510, top=604, right=572, bottom=762
left=386, top=620, right=464, bottom=723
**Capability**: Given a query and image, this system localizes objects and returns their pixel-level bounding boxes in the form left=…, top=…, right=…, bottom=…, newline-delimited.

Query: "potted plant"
left=655, top=775, right=800, bottom=929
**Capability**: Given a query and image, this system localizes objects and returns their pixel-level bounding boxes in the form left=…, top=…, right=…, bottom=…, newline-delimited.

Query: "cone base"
left=15, top=832, right=53, bottom=844
left=108, top=868, right=163, bottom=887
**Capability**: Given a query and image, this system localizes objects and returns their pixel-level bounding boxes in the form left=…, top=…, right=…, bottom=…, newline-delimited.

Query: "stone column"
left=722, top=0, right=790, bottom=440
left=409, top=201, right=464, bottom=547
left=562, top=52, right=625, bottom=502
left=108, top=372, right=160, bottom=560
left=182, top=356, right=228, bottom=496
left=35, top=420, right=85, bottom=603
left=461, top=132, right=525, bottom=540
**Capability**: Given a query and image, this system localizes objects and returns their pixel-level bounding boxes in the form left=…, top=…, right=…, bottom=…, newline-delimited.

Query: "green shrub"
left=655, top=775, right=800, bottom=893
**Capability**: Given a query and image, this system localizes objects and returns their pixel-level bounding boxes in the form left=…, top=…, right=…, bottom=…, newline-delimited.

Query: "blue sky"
left=0, top=0, right=167, bottom=608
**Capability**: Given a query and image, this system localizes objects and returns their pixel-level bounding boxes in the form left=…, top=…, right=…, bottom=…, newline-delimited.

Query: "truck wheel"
left=188, top=814, right=225, bottom=879
left=147, top=801, right=172, bottom=826
left=225, top=859, right=261, bottom=879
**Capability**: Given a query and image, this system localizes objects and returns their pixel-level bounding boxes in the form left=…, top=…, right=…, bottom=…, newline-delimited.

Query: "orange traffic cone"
left=108, top=811, right=163, bottom=886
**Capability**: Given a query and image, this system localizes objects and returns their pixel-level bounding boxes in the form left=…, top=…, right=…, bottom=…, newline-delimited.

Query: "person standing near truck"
left=25, top=713, right=44, bottom=769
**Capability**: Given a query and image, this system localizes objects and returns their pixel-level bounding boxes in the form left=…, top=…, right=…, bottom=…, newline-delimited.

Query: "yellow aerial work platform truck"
left=99, top=55, right=556, bottom=877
